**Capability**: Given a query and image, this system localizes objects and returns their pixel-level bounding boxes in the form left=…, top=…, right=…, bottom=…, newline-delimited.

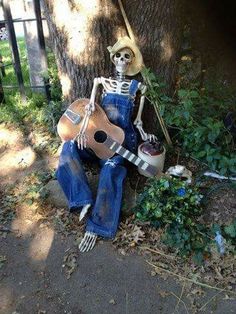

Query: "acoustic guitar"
left=57, top=98, right=157, bottom=177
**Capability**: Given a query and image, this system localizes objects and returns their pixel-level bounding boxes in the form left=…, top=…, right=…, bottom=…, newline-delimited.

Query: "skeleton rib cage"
left=100, top=77, right=132, bottom=96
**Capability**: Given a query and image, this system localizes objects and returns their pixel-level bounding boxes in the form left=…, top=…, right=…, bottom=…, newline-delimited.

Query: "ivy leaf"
left=192, top=251, right=204, bottom=265
left=208, top=132, right=217, bottom=143
left=178, top=89, right=188, bottom=98
left=183, top=111, right=190, bottom=120
left=224, top=224, right=236, bottom=238
left=189, top=90, right=199, bottom=98
left=195, top=150, right=206, bottom=158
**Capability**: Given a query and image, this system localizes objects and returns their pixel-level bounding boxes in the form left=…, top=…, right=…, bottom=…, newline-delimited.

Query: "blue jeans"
left=57, top=82, right=140, bottom=238
left=56, top=141, right=127, bottom=238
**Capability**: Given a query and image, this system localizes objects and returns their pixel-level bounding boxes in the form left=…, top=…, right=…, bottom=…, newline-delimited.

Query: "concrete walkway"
left=1, top=224, right=236, bottom=314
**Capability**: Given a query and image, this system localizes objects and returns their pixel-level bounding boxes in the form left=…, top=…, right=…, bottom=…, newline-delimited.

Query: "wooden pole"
left=1, top=0, right=26, bottom=102
left=117, top=0, right=172, bottom=145
left=33, top=0, right=50, bottom=101
left=0, top=52, right=5, bottom=103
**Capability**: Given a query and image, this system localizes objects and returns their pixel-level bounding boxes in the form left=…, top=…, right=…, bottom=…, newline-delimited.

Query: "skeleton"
left=78, top=47, right=157, bottom=252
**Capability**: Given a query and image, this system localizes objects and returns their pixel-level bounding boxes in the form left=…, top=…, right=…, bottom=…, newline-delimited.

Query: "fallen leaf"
left=158, top=290, right=170, bottom=298
left=0, top=255, right=7, bottom=269
left=62, top=249, right=78, bottom=279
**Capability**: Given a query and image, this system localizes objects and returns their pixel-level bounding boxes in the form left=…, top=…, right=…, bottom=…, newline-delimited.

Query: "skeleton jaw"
left=113, top=48, right=133, bottom=76
left=115, top=62, right=129, bottom=75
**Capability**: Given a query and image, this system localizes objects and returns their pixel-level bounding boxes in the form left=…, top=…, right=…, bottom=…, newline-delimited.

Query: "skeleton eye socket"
left=115, top=52, right=121, bottom=58
left=125, top=54, right=131, bottom=59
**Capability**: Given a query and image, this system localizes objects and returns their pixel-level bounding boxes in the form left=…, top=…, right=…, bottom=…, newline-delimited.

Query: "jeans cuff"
left=69, top=199, right=93, bottom=212
left=86, top=223, right=115, bottom=239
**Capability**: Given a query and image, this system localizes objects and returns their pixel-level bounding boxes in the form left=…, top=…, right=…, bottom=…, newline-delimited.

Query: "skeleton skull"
left=113, top=48, right=133, bottom=74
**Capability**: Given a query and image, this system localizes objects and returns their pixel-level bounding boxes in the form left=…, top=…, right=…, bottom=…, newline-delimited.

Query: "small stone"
left=109, top=299, right=116, bottom=305
left=44, top=176, right=135, bottom=216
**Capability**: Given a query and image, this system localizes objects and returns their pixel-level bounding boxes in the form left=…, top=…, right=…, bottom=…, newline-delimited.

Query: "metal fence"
left=0, top=0, right=50, bottom=103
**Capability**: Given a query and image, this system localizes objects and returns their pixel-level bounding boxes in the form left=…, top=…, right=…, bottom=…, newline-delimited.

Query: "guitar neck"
left=104, top=136, right=157, bottom=176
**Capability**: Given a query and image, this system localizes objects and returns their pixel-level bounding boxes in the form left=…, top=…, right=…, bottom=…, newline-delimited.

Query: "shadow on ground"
left=0, top=120, right=235, bottom=314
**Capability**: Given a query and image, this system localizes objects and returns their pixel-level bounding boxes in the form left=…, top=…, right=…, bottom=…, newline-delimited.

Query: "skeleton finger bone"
left=147, top=134, right=158, bottom=142
left=85, top=102, right=95, bottom=113
left=77, top=133, right=87, bottom=150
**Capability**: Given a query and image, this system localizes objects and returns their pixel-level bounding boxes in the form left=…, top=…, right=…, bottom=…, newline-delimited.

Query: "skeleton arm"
left=77, top=77, right=101, bottom=149
left=86, top=77, right=101, bottom=112
left=134, top=83, right=157, bottom=142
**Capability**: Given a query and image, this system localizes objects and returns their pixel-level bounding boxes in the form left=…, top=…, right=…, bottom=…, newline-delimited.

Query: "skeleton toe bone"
left=79, top=232, right=97, bottom=252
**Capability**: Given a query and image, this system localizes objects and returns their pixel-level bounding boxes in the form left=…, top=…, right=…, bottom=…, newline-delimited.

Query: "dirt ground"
left=1, top=1, right=236, bottom=312
left=0, top=119, right=235, bottom=314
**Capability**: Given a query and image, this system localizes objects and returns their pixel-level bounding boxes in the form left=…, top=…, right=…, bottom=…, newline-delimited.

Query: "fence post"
left=0, top=52, right=5, bottom=103
left=33, top=0, right=50, bottom=101
left=2, top=0, right=26, bottom=103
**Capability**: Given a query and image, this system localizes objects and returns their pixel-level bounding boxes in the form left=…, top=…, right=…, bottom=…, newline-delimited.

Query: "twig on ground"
left=170, top=291, right=190, bottom=314
left=134, top=177, right=140, bottom=202
left=125, top=292, right=129, bottom=314
left=174, top=281, right=186, bottom=313
left=140, top=246, right=175, bottom=259
left=198, top=288, right=226, bottom=312
left=146, top=260, right=236, bottom=296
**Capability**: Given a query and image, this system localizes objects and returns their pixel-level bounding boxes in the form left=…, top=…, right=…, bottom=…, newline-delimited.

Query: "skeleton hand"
left=145, top=133, right=158, bottom=142
left=134, top=120, right=157, bottom=142
left=77, top=132, right=87, bottom=150
left=77, top=102, right=95, bottom=150
left=84, top=101, right=95, bottom=115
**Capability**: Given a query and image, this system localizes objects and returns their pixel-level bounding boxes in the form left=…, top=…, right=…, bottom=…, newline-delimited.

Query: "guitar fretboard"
left=104, top=136, right=157, bottom=176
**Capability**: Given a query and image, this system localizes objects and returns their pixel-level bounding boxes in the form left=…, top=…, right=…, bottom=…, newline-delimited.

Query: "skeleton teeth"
left=113, top=48, right=133, bottom=74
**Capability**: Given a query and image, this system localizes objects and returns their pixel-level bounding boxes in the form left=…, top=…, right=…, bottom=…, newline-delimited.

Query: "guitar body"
left=57, top=98, right=125, bottom=159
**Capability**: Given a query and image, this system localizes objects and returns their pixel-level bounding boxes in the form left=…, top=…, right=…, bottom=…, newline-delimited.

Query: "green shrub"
left=134, top=176, right=209, bottom=264
left=142, top=68, right=236, bottom=175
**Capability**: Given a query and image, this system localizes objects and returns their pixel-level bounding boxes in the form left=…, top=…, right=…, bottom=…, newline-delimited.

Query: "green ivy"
left=142, top=68, right=236, bottom=176
left=134, top=177, right=210, bottom=263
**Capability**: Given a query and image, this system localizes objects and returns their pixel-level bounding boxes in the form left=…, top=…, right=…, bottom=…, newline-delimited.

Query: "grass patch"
left=0, top=36, right=62, bottom=135
left=0, top=37, right=30, bottom=89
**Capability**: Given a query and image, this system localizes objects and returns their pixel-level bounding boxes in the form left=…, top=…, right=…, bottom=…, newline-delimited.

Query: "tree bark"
left=42, top=0, right=182, bottom=104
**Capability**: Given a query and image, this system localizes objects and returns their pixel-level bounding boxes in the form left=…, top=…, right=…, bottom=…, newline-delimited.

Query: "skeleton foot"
left=79, top=204, right=91, bottom=221
left=79, top=232, right=97, bottom=252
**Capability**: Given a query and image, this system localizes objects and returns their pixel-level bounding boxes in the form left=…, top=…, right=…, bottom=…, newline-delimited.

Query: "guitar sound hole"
left=94, top=130, right=107, bottom=143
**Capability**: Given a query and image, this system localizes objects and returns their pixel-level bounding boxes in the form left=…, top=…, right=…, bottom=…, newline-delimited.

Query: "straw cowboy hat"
left=107, top=36, right=143, bottom=76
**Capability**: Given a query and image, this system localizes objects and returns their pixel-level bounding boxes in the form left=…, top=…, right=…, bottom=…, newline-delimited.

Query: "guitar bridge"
left=64, top=109, right=81, bottom=125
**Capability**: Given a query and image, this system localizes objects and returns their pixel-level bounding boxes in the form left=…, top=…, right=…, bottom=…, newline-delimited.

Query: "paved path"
left=1, top=224, right=236, bottom=314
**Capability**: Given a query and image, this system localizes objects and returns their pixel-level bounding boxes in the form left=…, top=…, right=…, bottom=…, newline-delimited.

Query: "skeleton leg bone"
left=79, top=231, right=97, bottom=252
left=79, top=204, right=91, bottom=221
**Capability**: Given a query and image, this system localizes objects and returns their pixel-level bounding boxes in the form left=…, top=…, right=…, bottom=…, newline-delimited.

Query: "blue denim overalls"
left=56, top=79, right=139, bottom=238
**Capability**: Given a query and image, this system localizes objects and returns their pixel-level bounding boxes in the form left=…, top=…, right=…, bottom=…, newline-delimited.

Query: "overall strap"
left=129, top=80, right=139, bottom=97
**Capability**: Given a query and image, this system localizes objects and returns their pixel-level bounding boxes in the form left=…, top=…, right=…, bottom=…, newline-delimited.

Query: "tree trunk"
left=42, top=0, right=182, bottom=104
